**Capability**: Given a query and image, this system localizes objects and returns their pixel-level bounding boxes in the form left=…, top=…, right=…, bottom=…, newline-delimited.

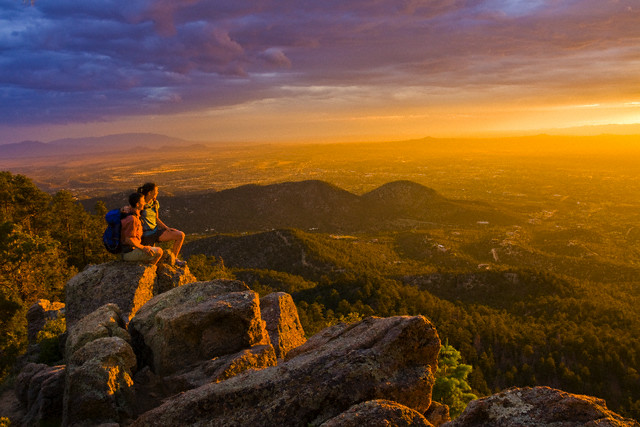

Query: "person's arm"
left=152, top=201, right=172, bottom=231
left=121, top=217, right=136, bottom=246
left=155, top=209, right=178, bottom=231
left=122, top=217, right=154, bottom=254
left=157, top=217, right=171, bottom=231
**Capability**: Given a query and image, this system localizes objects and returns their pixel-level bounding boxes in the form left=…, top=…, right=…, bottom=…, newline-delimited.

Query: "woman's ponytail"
left=137, top=182, right=157, bottom=196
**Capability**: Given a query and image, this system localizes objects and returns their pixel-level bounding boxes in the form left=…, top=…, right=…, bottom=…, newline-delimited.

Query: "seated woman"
left=121, top=193, right=163, bottom=265
left=137, top=182, right=186, bottom=267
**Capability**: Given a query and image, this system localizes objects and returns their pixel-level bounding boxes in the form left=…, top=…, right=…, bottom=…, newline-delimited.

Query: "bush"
left=432, top=343, right=478, bottom=418
left=36, top=317, right=66, bottom=365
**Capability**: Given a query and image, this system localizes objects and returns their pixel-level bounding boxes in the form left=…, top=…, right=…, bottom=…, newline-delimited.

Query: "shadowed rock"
left=260, top=292, right=306, bottom=359
left=320, top=399, right=434, bottom=426
left=128, top=280, right=270, bottom=376
left=443, top=386, right=640, bottom=427
left=131, top=315, right=440, bottom=427
left=65, top=262, right=157, bottom=328
left=15, top=363, right=65, bottom=427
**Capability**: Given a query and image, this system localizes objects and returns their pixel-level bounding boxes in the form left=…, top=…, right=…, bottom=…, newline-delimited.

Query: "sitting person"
left=121, top=193, right=163, bottom=266
left=137, top=182, right=186, bottom=267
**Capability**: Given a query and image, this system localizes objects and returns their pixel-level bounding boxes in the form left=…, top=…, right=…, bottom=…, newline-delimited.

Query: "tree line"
left=0, top=172, right=112, bottom=380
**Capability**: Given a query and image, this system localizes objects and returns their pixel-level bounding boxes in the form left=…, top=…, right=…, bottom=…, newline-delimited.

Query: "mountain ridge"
left=84, top=179, right=521, bottom=233
left=0, top=133, right=193, bottom=158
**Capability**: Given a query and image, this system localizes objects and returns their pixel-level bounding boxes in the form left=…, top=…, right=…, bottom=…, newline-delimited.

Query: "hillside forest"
left=1, top=135, right=640, bottom=420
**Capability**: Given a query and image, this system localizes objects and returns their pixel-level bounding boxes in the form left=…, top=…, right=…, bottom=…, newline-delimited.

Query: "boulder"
left=64, top=303, right=130, bottom=362
left=425, top=401, right=451, bottom=426
left=15, top=363, right=65, bottom=426
left=65, top=262, right=157, bottom=328
left=128, top=280, right=269, bottom=376
left=162, top=344, right=277, bottom=394
left=26, top=299, right=65, bottom=344
left=444, top=386, right=640, bottom=427
left=63, top=336, right=137, bottom=427
left=131, top=315, right=440, bottom=427
left=320, top=399, right=434, bottom=426
left=155, top=260, right=196, bottom=294
left=260, top=292, right=306, bottom=359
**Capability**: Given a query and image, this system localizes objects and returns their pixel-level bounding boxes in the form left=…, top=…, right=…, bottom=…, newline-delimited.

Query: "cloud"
left=0, top=0, right=638, bottom=130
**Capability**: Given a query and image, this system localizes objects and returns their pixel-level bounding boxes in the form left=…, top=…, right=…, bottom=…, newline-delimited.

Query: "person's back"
left=121, top=193, right=163, bottom=266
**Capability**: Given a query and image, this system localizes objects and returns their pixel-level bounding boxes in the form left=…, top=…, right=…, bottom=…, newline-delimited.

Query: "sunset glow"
left=1, top=0, right=639, bottom=144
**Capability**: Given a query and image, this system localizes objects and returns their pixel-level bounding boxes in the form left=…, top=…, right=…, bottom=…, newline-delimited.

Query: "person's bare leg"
left=159, top=229, right=185, bottom=258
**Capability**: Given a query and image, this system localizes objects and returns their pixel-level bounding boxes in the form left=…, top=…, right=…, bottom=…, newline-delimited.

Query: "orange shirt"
left=121, top=214, right=143, bottom=247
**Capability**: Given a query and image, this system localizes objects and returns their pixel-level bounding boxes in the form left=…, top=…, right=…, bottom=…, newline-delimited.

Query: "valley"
left=2, top=133, right=640, bottom=418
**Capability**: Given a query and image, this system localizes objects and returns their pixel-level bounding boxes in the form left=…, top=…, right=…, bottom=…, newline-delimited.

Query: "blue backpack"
left=103, top=209, right=129, bottom=254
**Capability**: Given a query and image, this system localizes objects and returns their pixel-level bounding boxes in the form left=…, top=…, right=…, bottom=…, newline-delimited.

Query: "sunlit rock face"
left=63, top=304, right=137, bottom=427
left=65, top=262, right=157, bottom=329
left=65, top=259, right=195, bottom=329
left=260, top=291, right=306, bottom=359
left=155, top=252, right=197, bottom=294
left=131, top=315, right=441, bottom=427
left=443, top=386, right=640, bottom=427
left=64, top=303, right=130, bottom=362
left=128, top=280, right=271, bottom=376
left=320, top=399, right=434, bottom=427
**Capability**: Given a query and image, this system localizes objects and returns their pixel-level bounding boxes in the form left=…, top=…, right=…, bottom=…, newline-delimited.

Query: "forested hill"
left=82, top=179, right=521, bottom=233
left=3, top=171, right=640, bottom=420
left=184, top=229, right=640, bottom=420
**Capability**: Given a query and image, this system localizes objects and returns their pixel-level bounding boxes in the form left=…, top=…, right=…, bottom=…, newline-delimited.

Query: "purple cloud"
left=0, top=0, right=638, bottom=130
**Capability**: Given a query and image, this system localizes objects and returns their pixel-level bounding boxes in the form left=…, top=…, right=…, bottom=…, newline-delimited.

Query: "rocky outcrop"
left=65, top=262, right=157, bottom=328
left=15, top=363, right=65, bottom=426
left=64, top=303, right=130, bottom=361
left=128, top=280, right=279, bottom=397
left=131, top=315, right=441, bottom=427
left=64, top=337, right=137, bottom=426
left=155, top=257, right=197, bottom=294
left=444, top=386, right=640, bottom=427
left=63, top=304, right=137, bottom=427
left=26, top=299, right=65, bottom=344
left=162, top=344, right=277, bottom=395
left=320, top=399, right=434, bottom=426
left=128, top=280, right=270, bottom=376
left=260, top=292, right=306, bottom=359
left=425, top=401, right=451, bottom=426
left=17, top=260, right=639, bottom=427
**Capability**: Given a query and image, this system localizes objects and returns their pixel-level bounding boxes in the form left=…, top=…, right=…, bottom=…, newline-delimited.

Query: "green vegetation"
left=2, top=135, right=640, bottom=420
left=0, top=172, right=110, bottom=381
left=433, top=343, right=477, bottom=418
left=186, top=225, right=640, bottom=419
left=35, top=316, right=66, bottom=365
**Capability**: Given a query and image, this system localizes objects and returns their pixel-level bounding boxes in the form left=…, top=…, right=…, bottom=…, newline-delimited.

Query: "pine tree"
left=432, top=342, right=478, bottom=418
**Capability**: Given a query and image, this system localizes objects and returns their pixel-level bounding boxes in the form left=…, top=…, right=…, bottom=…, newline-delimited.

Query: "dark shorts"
left=141, top=227, right=166, bottom=245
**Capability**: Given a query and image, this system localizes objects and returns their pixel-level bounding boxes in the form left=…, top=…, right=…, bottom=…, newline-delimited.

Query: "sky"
left=1, top=0, right=639, bottom=144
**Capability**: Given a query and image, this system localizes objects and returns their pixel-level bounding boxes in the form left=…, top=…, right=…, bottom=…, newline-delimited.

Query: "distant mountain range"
left=0, top=133, right=199, bottom=158
left=84, top=179, right=521, bottom=234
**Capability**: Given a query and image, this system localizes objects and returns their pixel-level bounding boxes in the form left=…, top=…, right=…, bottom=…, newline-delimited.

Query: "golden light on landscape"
left=3, top=2, right=640, bottom=424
